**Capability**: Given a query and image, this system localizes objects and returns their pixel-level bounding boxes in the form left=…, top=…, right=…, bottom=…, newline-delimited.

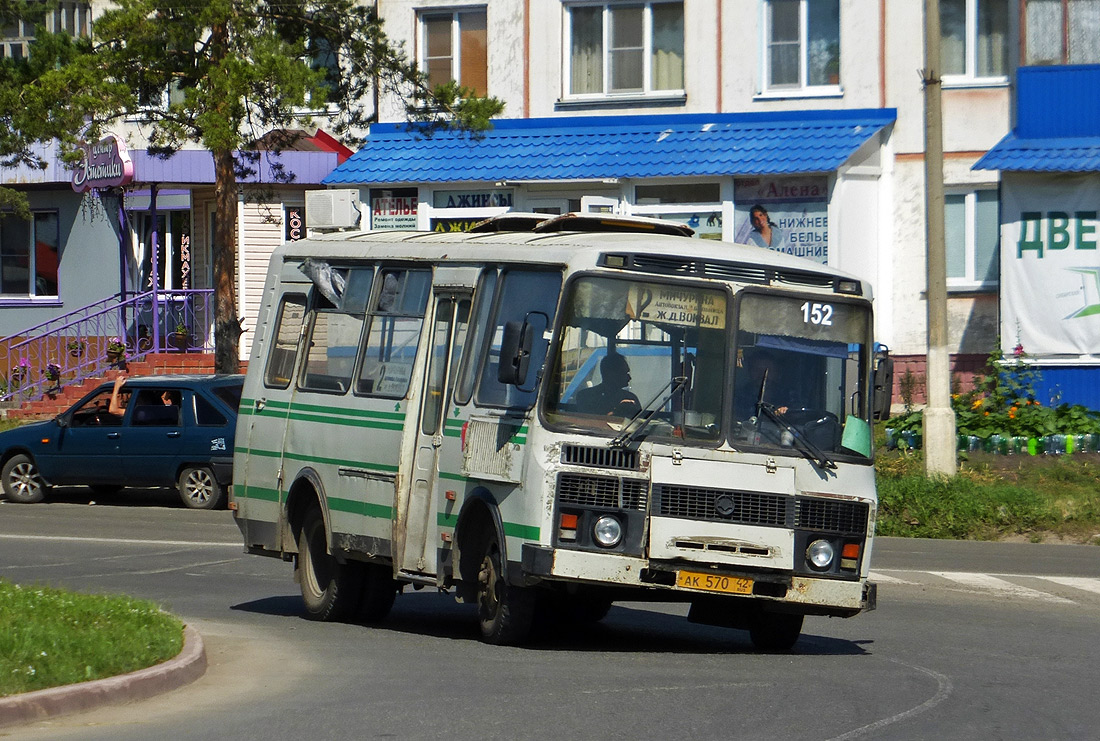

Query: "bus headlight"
left=593, top=516, right=623, bottom=548
left=806, top=539, right=835, bottom=570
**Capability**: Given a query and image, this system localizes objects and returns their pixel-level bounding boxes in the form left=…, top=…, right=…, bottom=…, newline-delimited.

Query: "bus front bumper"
left=521, top=544, right=875, bottom=615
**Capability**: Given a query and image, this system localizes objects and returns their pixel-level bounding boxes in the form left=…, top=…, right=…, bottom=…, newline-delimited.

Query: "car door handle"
left=107, top=432, right=120, bottom=439
left=166, top=431, right=181, bottom=438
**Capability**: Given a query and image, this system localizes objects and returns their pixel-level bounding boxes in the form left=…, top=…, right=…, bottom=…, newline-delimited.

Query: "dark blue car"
left=0, top=375, right=243, bottom=509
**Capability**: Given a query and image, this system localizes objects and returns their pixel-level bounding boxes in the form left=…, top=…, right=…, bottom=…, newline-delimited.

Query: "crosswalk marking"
left=868, top=571, right=917, bottom=585
left=1035, top=575, right=1100, bottom=596
left=929, top=571, right=1075, bottom=603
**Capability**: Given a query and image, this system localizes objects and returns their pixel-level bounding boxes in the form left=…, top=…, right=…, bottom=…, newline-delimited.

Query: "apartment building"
left=322, top=0, right=1100, bottom=407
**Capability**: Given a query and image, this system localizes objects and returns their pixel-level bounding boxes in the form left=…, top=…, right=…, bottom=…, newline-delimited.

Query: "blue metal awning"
left=973, top=134, right=1100, bottom=172
left=324, top=109, right=896, bottom=185
left=974, top=65, right=1100, bottom=173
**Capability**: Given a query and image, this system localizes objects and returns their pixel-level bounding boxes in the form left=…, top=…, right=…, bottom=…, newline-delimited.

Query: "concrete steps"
left=3, top=352, right=217, bottom=421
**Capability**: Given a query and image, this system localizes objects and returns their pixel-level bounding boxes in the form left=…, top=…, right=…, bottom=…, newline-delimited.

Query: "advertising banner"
left=370, top=188, right=418, bottom=230
left=1000, top=174, right=1100, bottom=360
left=733, top=176, right=829, bottom=264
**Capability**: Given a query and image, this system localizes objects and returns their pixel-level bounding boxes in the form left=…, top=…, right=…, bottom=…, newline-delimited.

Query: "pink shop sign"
left=71, top=134, right=134, bottom=192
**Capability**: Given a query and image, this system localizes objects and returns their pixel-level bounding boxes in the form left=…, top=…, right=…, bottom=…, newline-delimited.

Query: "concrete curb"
left=0, top=625, right=206, bottom=729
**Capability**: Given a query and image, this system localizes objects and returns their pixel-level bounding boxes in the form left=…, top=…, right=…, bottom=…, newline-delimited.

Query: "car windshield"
left=543, top=275, right=728, bottom=444
left=731, top=292, right=874, bottom=461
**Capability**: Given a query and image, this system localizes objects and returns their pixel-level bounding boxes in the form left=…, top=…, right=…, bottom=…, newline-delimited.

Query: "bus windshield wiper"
left=610, top=376, right=688, bottom=448
left=756, top=403, right=837, bottom=471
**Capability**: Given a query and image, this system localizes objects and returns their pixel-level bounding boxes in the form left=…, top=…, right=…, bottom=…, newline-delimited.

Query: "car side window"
left=69, top=388, right=124, bottom=427
left=130, top=389, right=181, bottom=426
left=194, top=394, right=228, bottom=426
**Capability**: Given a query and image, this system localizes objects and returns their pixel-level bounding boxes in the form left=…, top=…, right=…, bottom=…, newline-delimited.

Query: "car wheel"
left=177, top=466, right=224, bottom=509
left=2, top=454, right=48, bottom=504
left=296, top=504, right=362, bottom=622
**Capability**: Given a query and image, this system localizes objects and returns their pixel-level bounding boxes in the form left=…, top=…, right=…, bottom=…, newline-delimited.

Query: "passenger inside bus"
left=573, top=352, right=641, bottom=417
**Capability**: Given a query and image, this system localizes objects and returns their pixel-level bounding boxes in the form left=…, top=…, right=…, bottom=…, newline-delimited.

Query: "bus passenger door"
left=399, top=292, right=470, bottom=577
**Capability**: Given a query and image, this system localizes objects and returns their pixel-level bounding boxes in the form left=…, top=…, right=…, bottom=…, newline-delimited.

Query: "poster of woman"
left=733, top=176, right=829, bottom=264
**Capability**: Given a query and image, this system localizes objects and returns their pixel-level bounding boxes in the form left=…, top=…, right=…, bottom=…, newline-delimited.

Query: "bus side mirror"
left=872, top=347, right=893, bottom=420
left=498, top=321, right=534, bottom=386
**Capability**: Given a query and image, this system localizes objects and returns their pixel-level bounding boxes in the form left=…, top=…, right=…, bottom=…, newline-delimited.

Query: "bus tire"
left=356, top=562, right=397, bottom=623
left=2, top=454, right=48, bottom=503
left=748, top=611, right=803, bottom=652
left=296, top=505, right=361, bottom=622
left=476, top=537, right=534, bottom=645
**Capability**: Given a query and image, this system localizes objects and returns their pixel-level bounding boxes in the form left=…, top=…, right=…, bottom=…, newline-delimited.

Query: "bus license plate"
left=676, top=570, right=753, bottom=595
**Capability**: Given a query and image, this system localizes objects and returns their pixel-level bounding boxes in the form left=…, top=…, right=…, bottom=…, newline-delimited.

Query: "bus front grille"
left=655, top=484, right=788, bottom=526
left=794, top=497, right=869, bottom=535
left=557, top=473, right=649, bottom=511
left=654, top=484, right=870, bottom=535
left=560, top=444, right=639, bottom=471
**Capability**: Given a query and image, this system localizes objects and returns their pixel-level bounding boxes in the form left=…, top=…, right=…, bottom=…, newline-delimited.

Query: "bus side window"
left=355, top=269, right=432, bottom=398
left=454, top=269, right=497, bottom=405
left=299, top=292, right=363, bottom=395
left=264, top=294, right=307, bottom=389
left=474, top=270, right=562, bottom=409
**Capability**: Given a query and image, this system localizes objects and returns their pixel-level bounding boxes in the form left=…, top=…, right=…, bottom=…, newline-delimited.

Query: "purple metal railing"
left=1, top=289, right=214, bottom=403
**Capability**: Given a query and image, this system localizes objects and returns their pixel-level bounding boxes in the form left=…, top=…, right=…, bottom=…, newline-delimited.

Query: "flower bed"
left=885, top=345, right=1100, bottom=456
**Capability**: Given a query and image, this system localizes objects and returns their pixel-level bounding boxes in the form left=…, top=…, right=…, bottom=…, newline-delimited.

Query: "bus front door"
left=398, top=292, right=470, bottom=577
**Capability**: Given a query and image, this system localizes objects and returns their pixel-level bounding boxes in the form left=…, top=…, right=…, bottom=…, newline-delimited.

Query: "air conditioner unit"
left=306, top=189, right=361, bottom=229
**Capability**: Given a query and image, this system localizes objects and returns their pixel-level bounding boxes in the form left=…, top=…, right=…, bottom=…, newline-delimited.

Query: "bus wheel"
left=748, top=611, right=804, bottom=652
left=356, top=563, right=397, bottom=623
left=476, top=538, right=534, bottom=645
left=296, top=505, right=361, bottom=621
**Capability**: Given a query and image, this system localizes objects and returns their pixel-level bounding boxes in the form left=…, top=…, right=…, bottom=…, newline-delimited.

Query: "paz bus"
left=231, top=215, right=880, bottom=650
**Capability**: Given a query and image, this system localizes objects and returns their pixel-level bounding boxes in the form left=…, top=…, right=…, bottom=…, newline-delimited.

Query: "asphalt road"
left=2, top=489, right=1099, bottom=740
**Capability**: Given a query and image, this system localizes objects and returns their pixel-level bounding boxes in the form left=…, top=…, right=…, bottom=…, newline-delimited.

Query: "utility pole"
left=922, top=0, right=957, bottom=476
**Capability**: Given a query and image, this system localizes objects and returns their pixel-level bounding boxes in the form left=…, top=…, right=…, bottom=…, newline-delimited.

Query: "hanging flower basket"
left=106, top=337, right=126, bottom=364
left=44, top=363, right=61, bottom=383
left=167, top=331, right=190, bottom=351
left=67, top=339, right=86, bottom=358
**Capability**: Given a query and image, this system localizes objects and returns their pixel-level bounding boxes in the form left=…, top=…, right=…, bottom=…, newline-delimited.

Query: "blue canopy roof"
left=975, top=65, right=1100, bottom=173
left=324, top=109, right=896, bottom=185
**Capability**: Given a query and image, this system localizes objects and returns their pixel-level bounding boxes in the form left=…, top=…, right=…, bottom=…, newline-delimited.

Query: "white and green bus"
left=232, top=218, right=881, bottom=649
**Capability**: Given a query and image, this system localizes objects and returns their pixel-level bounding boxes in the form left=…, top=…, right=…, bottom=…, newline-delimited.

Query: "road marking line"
left=868, top=571, right=917, bottom=584
left=1034, top=576, right=1100, bottom=596
left=0, top=533, right=241, bottom=548
left=929, top=571, right=1074, bottom=604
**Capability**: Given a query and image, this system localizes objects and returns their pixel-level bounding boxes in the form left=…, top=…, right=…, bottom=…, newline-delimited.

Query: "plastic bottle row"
left=884, top=429, right=1100, bottom=455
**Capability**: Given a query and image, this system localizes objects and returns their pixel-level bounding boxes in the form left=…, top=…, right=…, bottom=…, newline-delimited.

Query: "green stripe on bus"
left=435, top=511, right=539, bottom=541
left=328, top=498, right=393, bottom=519
left=284, top=411, right=404, bottom=431
left=238, top=486, right=280, bottom=502
left=438, top=471, right=466, bottom=481
left=235, top=446, right=399, bottom=474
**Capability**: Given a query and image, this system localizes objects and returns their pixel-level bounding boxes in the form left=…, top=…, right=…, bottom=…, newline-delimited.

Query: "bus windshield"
left=544, top=276, right=728, bottom=443
left=732, top=291, right=873, bottom=461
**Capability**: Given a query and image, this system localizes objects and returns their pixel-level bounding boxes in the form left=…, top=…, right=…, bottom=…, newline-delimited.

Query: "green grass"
left=0, top=580, right=183, bottom=697
left=874, top=450, right=1100, bottom=542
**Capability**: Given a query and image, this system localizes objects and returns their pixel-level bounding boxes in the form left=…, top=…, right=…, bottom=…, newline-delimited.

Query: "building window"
left=1, top=2, right=90, bottom=59
left=567, top=2, right=684, bottom=97
left=1024, top=0, right=1100, bottom=65
left=420, top=9, right=488, bottom=96
left=941, top=0, right=1009, bottom=81
left=764, top=0, right=840, bottom=91
left=945, top=189, right=1000, bottom=289
left=0, top=212, right=59, bottom=297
